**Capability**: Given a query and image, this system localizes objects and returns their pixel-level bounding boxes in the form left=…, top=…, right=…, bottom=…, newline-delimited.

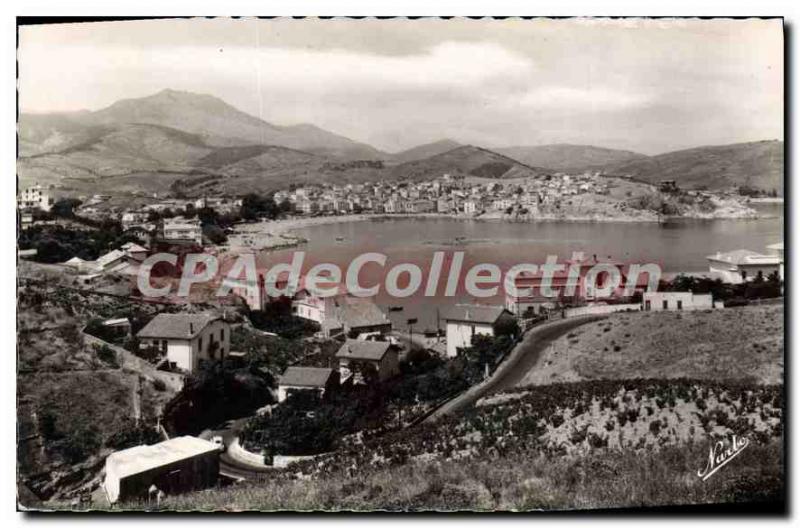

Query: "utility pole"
left=407, top=318, right=417, bottom=351
left=436, top=308, right=440, bottom=343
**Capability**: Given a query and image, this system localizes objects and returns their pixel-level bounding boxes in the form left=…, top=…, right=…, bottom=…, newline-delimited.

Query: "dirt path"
left=424, top=315, right=606, bottom=422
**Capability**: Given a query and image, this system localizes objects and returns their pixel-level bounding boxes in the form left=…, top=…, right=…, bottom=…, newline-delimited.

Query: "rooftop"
left=333, top=295, right=390, bottom=329
left=706, top=249, right=781, bottom=266
left=278, top=366, right=335, bottom=388
left=336, top=339, right=392, bottom=361
left=137, top=313, right=221, bottom=339
left=440, top=304, right=509, bottom=324
left=105, top=436, right=218, bottom=478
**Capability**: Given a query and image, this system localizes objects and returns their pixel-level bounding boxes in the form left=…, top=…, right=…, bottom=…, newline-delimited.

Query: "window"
left=677, top=300, right=683, bottom=310
left=161, top=339, right=168, bottom=352
left=662, top=300, right=669, bottom=310
left=645, top=300, right=651, bottom=311
left=199, top=336, right=203, bottom=351
left=220, top=329, right=224, bottom=341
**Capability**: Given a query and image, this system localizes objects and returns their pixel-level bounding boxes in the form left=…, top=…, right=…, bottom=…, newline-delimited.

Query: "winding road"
left=201, top=418, right=275, bottom=480
left=205, top=314, right=606, bottom=478
left=424, top=314, right=606, bottom=422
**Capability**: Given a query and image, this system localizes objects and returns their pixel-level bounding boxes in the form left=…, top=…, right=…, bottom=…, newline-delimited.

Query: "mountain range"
left=17, top=89, right=784, bottom=197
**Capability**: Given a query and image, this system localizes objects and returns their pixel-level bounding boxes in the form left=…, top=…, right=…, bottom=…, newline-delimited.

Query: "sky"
left=18, top=17, right=783, bottom=155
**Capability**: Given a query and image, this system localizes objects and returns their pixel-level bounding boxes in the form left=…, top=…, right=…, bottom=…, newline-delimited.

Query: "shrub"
left=95, top=345, right=119, bottom=368
left=649, top=420, right=662, bottom=436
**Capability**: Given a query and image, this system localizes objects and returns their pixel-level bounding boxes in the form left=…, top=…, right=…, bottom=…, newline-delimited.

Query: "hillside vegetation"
left=389, top=145, right=550, bottom=182
left=603, top=140, right=784, bottom=195
left=391, top=139, right=462, bottom=163
left=129, top=378, right=783, bottom=511
left=518, top=305, right=784, bottom=387
left=497, top=144, right=647, bottom=171
left=133, top=440, right=782, bottom=511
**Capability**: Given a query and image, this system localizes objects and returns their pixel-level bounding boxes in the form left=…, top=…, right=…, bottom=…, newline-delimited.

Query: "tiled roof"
left=333, top=295, right=390, bottom=329
left=278, top=367, right=335, bottom=388
left=137, top=313, right=220, bottom=339
left=336, top=339, right=392, bottom=361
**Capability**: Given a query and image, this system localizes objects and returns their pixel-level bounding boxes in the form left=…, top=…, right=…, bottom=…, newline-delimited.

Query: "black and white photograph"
left=14, top=15, right=785, bottom=513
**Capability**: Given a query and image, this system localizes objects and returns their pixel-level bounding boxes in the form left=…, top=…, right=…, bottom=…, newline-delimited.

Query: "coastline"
left=224, top=206, right=770, bottom=252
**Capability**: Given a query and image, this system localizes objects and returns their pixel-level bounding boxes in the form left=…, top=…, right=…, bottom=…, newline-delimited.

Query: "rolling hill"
left=18, top=90, right=783, bottom=197
left=17, top=121, right=328, bottom=195
left=496, top=144, right=647, bottom=171
left=391, top=139, right=462, bottom=163
left=601, top=140, right=784, bottom=194
left=389, top=145, right=551, bottom=182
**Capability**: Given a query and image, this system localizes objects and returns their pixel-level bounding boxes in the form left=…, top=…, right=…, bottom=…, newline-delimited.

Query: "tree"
left=240, top=193, right=279, bottom=221
left=196, top=207, right=219, bottom=226
left=202, top=224, right=227, bottom=244
left=34, top=238, right=70, bottom=263
left=493, top=315, right=520, bottom=338
left=51, top=198, right=82, bottom=218
left=278, top=199, right=294, bottom=215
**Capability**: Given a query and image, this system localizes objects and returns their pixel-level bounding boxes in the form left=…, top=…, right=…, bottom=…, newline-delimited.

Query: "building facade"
left=336, top=339, right=399, bottom=382
left=642, top=292, right=715, bottom=311
left=17, top=184, right=54, bottom=212
left=441, top=305, right=513, bottom=358
left=137, top=313, right=231, bottom=372
left=163, top=217, right=203, bottom=245
left=276, top=367, right=338, bottom=402
left=707, top=249, right=781, bottom=284
left=104, top=436, right=219, bottom=504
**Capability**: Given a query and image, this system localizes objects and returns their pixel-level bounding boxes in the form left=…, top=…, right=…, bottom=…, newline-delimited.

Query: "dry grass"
left=519, top=305, right=783, bottom=387
left=113, top=440, right=782, bottom=512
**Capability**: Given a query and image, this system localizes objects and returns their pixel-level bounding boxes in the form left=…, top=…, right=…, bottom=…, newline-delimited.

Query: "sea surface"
left=263, top=204, right=784, bottom=331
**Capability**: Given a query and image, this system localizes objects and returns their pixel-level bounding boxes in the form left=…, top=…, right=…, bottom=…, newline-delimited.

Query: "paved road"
left=425, top=314, right=606, bottom=421
left=208, top=315, right=605, bottom=477
left=201, top=418, right=275, bottom=480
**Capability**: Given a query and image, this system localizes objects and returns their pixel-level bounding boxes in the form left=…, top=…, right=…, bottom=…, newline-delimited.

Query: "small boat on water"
left=388, top=306, right=404, bottom=312
left=336, top=236, right=346, bottom=242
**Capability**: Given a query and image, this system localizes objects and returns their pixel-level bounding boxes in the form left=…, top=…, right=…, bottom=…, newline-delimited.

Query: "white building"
left=441, top=305, right=513, bottom=358
left=463, top=200, right=479, bottom=215
left=17, top=184, right=54, bottom=212
left=706, top=249, right=781, bottom=284
left=104, top=436, right=219, bottom=504
left=137, top=313, right=230, bottom=372
left=766, top=242, right=784, bottom=281
left=163, top=217, right=203, bottom=245
left=642, top=292, right=715, bottom=312
left=122, top=211, right=150, bottom=231
left=276, top=367, right=338, bottom=402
